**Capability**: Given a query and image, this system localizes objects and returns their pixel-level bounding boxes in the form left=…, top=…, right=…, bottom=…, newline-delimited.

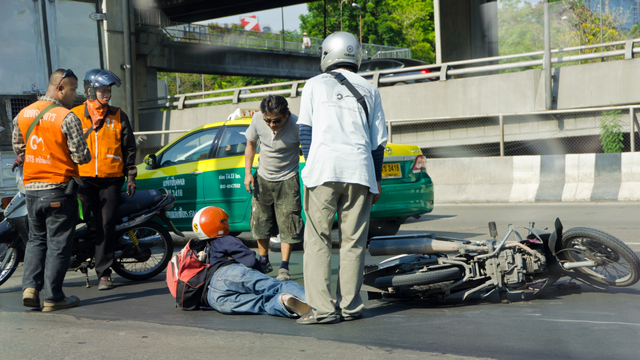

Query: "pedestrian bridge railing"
left=134, top=8, right=411, bottom=59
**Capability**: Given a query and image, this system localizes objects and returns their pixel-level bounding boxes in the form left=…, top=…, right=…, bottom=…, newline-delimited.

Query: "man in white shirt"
left=302, top=32, right=311, bottom=53
left=296, top=32, right=387, bottom=324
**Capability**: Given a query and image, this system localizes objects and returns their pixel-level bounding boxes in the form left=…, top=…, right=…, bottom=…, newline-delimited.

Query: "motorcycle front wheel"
left=0, top=244, right=20, bottom=286
left=561, top=227, right=640, bottom=287
left=112, top=221, right=173, bottom=281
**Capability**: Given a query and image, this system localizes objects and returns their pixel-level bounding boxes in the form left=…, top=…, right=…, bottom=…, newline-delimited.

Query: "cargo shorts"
left=250, top=173, right=304, bottom=244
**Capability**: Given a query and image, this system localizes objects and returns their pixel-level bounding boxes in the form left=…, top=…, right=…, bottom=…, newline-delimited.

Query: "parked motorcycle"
left=363, top=219, right=640, bottom=303
left=0, top=170, right=183, bottom=287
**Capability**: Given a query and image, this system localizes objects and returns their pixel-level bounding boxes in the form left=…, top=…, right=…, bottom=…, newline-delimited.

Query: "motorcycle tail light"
left=412, top=155, right=427, bottom=173
left=1, top=197, right=13, bottom=209
left=420, top=69, right=431, bottom=74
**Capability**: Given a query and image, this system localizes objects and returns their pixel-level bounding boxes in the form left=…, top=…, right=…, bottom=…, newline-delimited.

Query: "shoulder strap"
left=330, top=71, right=369, bottom=125
left=83, top=126, right=95, bottom=140
left=25, top=103, right=60, bottom=141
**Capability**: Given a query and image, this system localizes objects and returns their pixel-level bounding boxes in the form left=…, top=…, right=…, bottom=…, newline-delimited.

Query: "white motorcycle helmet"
left=320, top=31, right=362, bottom=72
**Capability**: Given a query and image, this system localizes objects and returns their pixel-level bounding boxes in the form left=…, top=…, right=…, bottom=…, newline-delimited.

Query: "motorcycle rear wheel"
left=0, top=244, right=19, bottom=286
left=561, top=227, right=640, bottom=287
left=112, top=222, right=174, bottom=281
left=374, top=267, right=462, bottom=288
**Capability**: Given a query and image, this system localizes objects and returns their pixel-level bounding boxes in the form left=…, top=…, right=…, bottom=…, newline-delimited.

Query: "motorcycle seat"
left=116, top=189, right=165, bottom=220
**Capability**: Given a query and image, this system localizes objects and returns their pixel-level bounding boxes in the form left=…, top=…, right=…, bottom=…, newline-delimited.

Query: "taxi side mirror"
left=144, top=154, right=156, bottom=168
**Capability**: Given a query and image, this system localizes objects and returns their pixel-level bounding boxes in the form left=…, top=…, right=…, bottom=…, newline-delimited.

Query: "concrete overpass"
left=152, top=0, right=310, bottom=23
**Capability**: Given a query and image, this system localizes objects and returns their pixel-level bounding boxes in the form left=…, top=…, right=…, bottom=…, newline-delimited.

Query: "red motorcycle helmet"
left=192, top=206, right=230, bottom=239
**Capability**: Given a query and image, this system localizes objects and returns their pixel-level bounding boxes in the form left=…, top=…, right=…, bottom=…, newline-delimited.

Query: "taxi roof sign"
left=227, top=108, right=259, bottom=120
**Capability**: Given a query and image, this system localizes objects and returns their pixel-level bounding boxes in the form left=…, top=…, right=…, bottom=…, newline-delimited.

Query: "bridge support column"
left=102, top=0, right=137, bottom=129
left=435, top=0, right=498, bottom=63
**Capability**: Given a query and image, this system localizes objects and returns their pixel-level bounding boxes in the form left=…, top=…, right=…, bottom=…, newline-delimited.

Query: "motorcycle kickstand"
left=79, top=268, right=91, bottom=288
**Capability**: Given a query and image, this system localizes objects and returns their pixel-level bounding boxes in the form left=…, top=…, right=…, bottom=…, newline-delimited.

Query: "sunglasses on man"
left=56, top=69, right=77, bottom=89
left=263, top=114, right=287, bottom=125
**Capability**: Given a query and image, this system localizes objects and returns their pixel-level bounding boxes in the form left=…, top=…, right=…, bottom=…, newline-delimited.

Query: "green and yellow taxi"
left=137, top=110, right=434, bottom=238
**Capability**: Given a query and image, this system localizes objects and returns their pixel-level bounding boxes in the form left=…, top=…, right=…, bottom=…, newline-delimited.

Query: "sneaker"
left=42, top=295, right=80, bottom=312
left=98, top=276, right=113, bottom=290
left=22, top=288, right=40, bottom=308
left=261, top=261, right=273, bottom=273
left=276, top=268, right=291, bottom=281
left=282, top=294, right=312, bottom=317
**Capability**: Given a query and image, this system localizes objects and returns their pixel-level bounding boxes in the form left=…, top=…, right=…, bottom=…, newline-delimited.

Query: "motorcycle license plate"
left=382, top=163, right=401, bottom=178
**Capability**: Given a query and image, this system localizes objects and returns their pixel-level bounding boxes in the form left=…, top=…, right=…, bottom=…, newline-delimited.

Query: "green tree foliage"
left=299, top=0, right=435, bottom=63
left=556, top=0, right=626, bottom=49
left=600, top=110, right=624, bottom=153
left=498, top=0, right=629, bottom=62
left=498, top=0, right=545, bottom=57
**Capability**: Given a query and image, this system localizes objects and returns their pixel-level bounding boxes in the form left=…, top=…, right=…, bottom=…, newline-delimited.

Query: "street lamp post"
left=340, top=0, right=347, bottom=31
left=352, top=3, right=362, bottom=43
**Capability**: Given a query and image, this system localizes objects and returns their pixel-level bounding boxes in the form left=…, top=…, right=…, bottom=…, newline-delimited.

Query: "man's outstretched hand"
left=11, top=156, right=23, bottom=172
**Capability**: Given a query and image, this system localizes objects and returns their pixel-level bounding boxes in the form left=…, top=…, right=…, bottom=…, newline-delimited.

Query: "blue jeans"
left=22, top=188, right=78, bottom=302
left=206, top=263, right=306, bottom=317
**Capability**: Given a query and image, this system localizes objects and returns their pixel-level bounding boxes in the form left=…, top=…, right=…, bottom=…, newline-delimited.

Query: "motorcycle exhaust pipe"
left=369, top=234, right=460, bottom=256
left=562, top=260, right=597, bottom=270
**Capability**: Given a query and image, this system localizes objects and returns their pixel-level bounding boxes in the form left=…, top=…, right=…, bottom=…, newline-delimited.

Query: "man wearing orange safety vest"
left=71, top=69, right=137, bottom=291
left=13, top=69, right=91, bottom=311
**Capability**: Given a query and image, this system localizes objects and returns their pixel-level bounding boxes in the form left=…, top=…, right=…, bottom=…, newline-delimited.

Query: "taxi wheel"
left=268, top=239, right=303, bottom=252
left=269, top=240, right=281, bottom=253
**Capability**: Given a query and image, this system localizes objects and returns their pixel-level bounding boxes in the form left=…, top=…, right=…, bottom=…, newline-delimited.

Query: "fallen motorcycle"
left=363, top=219, right=640, bottom=303
left=0, top=180, right=183, bottom=287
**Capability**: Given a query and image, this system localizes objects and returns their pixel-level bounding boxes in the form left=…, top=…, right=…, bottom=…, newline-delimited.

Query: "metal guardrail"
left=139, top=81, right=305, bottom=110
left=135, top=8, right=411, bottom=59
left=385, top=104, right=640, bottom=156
left=138, top=38, right=640, bottom=111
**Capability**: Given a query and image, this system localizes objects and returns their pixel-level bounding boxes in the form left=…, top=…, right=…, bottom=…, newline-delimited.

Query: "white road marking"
left=533, top=318, right=640, bottom=327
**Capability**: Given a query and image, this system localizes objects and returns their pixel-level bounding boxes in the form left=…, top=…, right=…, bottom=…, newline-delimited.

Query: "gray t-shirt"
left=246, top=112, right=300, bottom=181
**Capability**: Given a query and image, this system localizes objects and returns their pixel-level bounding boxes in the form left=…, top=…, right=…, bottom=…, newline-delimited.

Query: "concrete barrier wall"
left=428, top=153, right=640, bottom=203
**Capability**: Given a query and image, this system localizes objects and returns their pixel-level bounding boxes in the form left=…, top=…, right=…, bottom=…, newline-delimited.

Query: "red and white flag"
left=240, top=15, right=260, bottom=32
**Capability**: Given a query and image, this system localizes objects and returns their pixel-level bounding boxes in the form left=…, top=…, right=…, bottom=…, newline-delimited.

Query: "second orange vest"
left=71, top=104, right=125, bottom=178
left=17, top=101, right=79, bottom=184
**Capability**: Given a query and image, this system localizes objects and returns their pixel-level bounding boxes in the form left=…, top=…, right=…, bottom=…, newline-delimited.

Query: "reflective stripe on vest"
left=18, top=101, right=78, bottom=184
left=71, top=104, right=124, bottom=178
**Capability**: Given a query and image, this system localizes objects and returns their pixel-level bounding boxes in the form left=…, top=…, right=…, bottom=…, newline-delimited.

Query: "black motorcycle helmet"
left=83, top=69, right=122, bottom=99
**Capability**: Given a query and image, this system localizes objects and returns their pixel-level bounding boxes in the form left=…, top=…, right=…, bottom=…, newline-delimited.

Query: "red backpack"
left=166, top=239, right=210, bottom=310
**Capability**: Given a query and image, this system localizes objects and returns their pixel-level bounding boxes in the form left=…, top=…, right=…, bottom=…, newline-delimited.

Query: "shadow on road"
left=404, top=214, right=457, bottom=224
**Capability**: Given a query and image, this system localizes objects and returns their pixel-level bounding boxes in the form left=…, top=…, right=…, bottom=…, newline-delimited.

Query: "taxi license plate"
left=382, top=163, right=401, bottom=178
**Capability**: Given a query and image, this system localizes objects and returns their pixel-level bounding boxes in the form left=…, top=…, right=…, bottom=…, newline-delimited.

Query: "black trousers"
left=77, top=177, right=124, bottom=279
left=23, top=188, right=78, bottom=302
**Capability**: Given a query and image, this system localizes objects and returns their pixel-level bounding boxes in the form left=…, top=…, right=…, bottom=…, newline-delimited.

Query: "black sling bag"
left=330, top=71, right=369, bottom=126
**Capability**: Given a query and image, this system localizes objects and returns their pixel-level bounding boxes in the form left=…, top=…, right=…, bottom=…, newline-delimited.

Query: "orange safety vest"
left=17, top=101, right=79, bottom=184
left=71, top=104, right=125, bottom=178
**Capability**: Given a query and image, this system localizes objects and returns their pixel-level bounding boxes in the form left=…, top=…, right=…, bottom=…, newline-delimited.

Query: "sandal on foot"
left=296, top=310, right=341, bottom=325
left=282, top=294, right=311, bottom=317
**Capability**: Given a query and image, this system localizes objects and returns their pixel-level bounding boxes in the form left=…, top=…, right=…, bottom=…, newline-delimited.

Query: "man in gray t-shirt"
left=244, top=95, right=303, bottom=281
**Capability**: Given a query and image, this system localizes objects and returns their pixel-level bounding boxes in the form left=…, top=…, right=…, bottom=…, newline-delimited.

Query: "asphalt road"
left=1, top=203, right=639, bottom=360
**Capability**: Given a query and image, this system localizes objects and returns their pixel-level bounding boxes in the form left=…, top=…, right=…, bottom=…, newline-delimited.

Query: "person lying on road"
left=192, top=206, right=311, bottom=318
